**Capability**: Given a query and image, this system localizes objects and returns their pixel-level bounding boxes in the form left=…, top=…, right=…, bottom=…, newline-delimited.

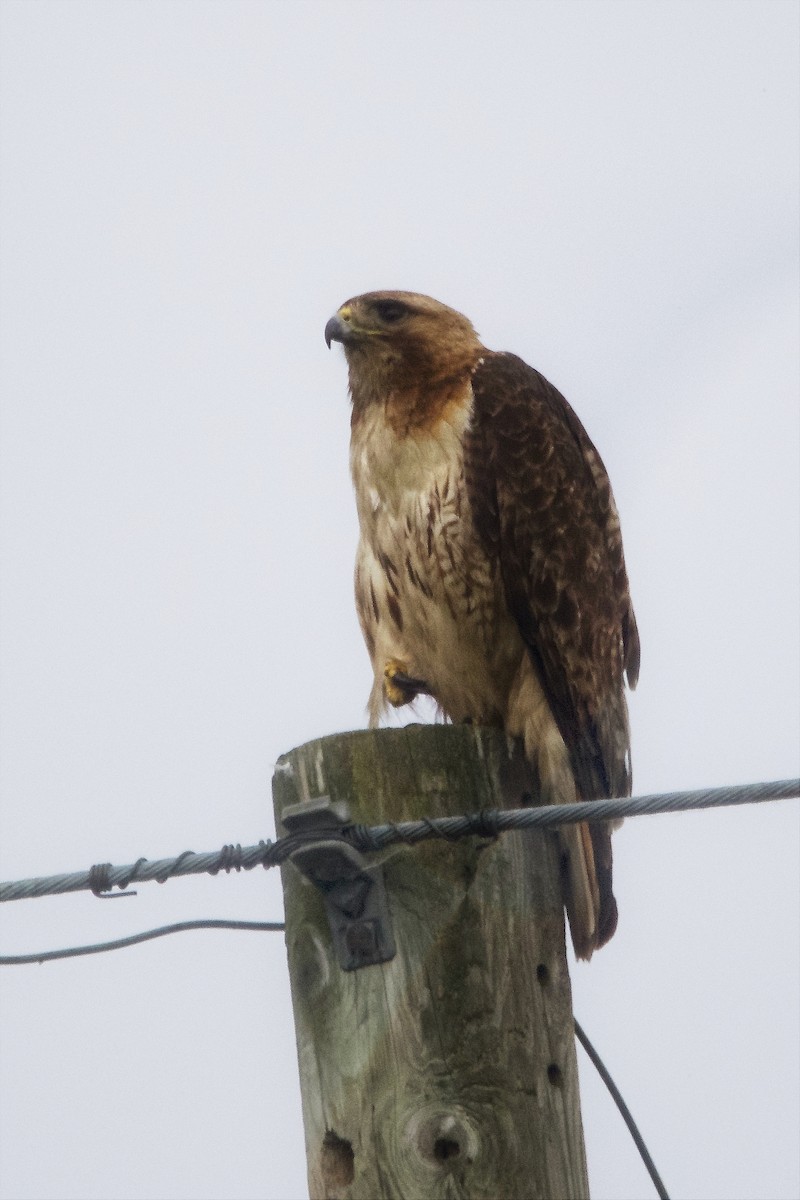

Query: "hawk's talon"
left=383, top=659, right=432, bottom=706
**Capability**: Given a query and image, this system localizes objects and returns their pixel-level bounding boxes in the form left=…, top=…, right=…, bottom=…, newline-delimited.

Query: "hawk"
left=325, top=291, right=639, bottom=958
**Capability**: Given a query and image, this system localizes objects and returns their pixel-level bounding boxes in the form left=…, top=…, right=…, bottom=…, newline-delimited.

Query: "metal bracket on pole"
left=281, top=795, right=396, bottom=972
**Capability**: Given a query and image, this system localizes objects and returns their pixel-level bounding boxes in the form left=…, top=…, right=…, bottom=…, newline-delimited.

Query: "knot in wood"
left=406, top=1104, right=480, bottom=1173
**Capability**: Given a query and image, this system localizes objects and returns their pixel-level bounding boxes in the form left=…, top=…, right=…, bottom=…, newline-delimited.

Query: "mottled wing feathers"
left=550, top=374, right=641, bottom=695
left=466, top=352, right=638, bottom=804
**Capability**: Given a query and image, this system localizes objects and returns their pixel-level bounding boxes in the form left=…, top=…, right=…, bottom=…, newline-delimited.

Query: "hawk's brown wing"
left=466, top=351, right=639, bottom=803
left=466, top=351, right=638, bottom=951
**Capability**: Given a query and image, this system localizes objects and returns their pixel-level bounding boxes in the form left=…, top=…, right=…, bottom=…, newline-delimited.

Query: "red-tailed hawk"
left=325, top=291, right=639, bottom=958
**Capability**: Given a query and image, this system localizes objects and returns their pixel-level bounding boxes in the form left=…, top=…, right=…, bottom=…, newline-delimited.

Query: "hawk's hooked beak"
left=324, top=312, right=349, bottom=348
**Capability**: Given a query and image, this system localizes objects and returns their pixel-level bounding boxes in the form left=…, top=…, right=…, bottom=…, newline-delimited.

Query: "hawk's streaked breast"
left=351, top=376, right=519, bottom=727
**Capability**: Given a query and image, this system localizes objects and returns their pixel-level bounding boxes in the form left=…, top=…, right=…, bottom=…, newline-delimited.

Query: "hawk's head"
left=325, top=291, right=482, bottom=400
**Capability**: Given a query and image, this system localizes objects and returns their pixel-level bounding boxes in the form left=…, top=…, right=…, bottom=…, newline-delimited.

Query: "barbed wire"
left=347, top=777, right=799, bottom=851
left=1, top=778, right=797, bottom=904
left=0, top=842, right=273, bottom=903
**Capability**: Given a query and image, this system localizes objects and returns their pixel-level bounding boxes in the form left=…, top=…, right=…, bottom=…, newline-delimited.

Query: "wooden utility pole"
left=272, top=724, right=589, bottom=1200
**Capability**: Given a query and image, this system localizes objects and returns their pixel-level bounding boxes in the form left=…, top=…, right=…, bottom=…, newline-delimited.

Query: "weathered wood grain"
left=273, top=724, right=589, bottom=1200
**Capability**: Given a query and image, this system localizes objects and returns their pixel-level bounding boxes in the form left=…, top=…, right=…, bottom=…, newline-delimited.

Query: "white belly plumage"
left=351, top=399, right=521, bottom=726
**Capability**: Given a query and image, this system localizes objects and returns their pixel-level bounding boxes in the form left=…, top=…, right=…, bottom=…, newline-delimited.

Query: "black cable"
left=0, top=919, right=285, bottom=965
left=1, top=913, right=671, bottom=1196
left=574, top=1017, right=670, bottom=1200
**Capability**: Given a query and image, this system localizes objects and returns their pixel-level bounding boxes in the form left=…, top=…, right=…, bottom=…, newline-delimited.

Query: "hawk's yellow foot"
left=383, top=659, right=432, bottom=707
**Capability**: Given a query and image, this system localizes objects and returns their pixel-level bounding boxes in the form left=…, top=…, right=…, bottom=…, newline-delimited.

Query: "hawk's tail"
left=560, top=820, right=618, bottom=960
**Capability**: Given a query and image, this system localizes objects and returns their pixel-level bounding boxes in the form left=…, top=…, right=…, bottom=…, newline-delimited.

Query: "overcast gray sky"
left=0, top=3, right=798, bottom=1199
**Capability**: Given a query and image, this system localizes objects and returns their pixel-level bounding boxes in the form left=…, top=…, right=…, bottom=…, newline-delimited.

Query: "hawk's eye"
left=374, top=300, right=407, bottom=324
